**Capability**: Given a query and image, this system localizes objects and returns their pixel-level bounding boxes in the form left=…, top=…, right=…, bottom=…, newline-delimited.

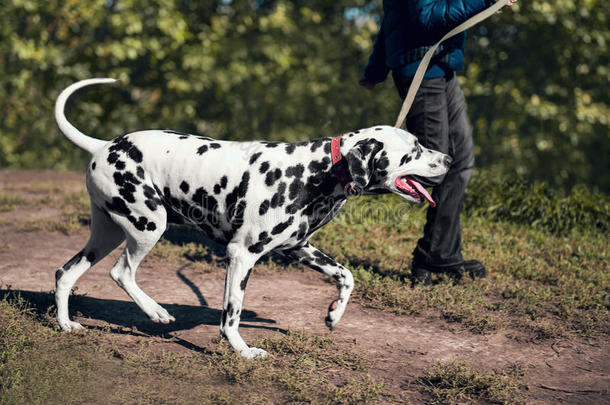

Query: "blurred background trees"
left=1, top=0, right=608, bottom=192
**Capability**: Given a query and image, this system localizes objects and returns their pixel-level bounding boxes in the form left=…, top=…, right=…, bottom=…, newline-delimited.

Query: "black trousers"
left=393, top=72, right=475, bottom=267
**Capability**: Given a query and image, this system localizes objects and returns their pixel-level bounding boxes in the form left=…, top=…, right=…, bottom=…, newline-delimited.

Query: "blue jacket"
left=364, top=0, right=495, bottom=81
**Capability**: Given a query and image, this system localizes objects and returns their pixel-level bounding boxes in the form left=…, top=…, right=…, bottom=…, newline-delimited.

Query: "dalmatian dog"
left=54, top=78, right=451, bottom=359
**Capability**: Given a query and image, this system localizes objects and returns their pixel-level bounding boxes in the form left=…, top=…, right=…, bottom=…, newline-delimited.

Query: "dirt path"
left=0, top=170, right=608, bottom=404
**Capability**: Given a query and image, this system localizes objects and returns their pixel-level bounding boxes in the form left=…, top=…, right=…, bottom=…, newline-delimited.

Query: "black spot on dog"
left=146, top=222, right=157, bottom=231
left=145, top=199, right=158, bottom=211
left=313, top=250, right=335, bottom=266
left=249, top=152, right=262, bottom=164
left=143, top=183, right=162, bottom=211
left=297, top=222, right=308, bottom=239
left=210, top=143, right=221, bottom=149
left=109, top=137, right=143, bottom=163
left=228, top=319, right=235, bottom=327
left=128, top=147, right=143, bottom=163
left=136, top=166, right=145, bottom=179
left=106, top=196, right=131, bottom=216
left=259, top=161, right=270, bottom=174
left=127, top=215, right=150, bottom=232
left=224, top=172, right=249, bottom=231
left=124, top=171, right=141, bottom=185
left=248, top=232, right=273, bottom=254
left=285, top=204, right=298, bottom=215
left=376, top=155, right=390, bottom=170
left=375, top=127, right=382, bottom=131
left=180, top=181, right=190, bottom=193
left=91, top=162, right=96, bottom=170
left=310, top=139, right=325, bottom=152
left=271, top=216, right=294, bottom=235
left=400, top=154, right=412, bottom=166
left=285, top=144, right=296, bottom=154
left=107, top=152, right=119, bottom=164
left=197, top=145, right=208, bottom=155
left=240, top=269, right=252, bottom=290
left=259, top=200, right=270, bottom=215
left=286, top=164, right=304, bottom=178
left=288, top=178, right=304, bottom=200
left=270, top=182, right=287, bottom=208
left=263, top=142, right=280, bottom=148
left=143, top=184, right=156, bottom=199
left=323, top=141, right=331, bottom=154
left=238, top=172, right=249, bottom=198
left=411, top=145, right=422, bottom=160
left=230, top=200, right=246, bottom=231
left=308, top=157, right=330, bottom=173
left=115, top=160, right=126, bottom=170
left=265, top=168, right=282, bottom=187
left=213, top=176, right=228, bottom=195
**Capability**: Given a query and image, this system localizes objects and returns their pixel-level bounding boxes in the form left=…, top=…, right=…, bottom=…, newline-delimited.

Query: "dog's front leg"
left=285, top=242, right=354, bottom=330
left=220, top=243, right=266, bottom=359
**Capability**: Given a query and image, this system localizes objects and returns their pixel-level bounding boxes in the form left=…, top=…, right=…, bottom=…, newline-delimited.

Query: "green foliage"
left=465, top=169, right=610, bottom=234
left=464, top=0, right=609, bottom=191
left=1, top=1, right=606, bottom=192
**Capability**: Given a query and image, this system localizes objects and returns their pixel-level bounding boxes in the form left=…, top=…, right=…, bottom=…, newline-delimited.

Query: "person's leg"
left=393, top=72, right=485, bottom=281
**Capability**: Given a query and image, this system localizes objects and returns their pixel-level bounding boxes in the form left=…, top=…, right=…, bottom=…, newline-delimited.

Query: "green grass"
left=312, top=193, right=609, bottom=340
left=0, top=192, right=24, bottom=212
left=0, top=293, right=390, bottom=405
left=415, top=360, right=523, bottom=405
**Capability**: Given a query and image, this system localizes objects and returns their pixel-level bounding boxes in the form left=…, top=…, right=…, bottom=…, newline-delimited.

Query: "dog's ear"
left=345, top=139, right=383, bottom=193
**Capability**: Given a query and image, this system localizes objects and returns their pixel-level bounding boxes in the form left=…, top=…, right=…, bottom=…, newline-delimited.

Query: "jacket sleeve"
left=363, top=16, right=391, bottom=84
left=409, top=0, right=496, bottom=31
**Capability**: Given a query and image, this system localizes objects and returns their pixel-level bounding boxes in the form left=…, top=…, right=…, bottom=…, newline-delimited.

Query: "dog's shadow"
left=0, top=289, right=282, bottom=334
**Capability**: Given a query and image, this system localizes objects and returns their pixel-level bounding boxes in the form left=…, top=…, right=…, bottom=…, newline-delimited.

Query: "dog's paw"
left=240, top=347, right=268, bottom=360
left=150, top=306, right=175, bottom=324
left=59, top=320, right=84, bottom=332
left=325, top=298, right=346, bottom=330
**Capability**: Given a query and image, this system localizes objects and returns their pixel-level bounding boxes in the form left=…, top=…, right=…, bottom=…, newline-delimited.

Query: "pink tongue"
left=406, top=178, right=436, bottom=207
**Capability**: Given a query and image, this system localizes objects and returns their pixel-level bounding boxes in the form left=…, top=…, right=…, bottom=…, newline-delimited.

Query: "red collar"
left=331, top=136, right=356, bottom=196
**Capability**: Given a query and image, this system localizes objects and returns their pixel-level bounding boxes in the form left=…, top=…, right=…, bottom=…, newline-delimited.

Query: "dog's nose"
left=443, top=155, right=452, bottom=168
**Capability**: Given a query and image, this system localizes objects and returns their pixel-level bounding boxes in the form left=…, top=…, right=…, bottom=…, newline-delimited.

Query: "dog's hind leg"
left=55, top=204, right=125, bottom=331
left=219, top=242, right=265, bottom=359
left=283, top=242, right=354, bottom=330
left=107, top=207, right=175, bottom=324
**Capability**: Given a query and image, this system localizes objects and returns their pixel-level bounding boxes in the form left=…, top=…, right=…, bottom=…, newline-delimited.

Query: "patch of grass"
left=416, top=360, right=524, bottom=405
left=0, top=192, right=24, bottom=212
left=214, top=331, right=386, bottom=404
left=312, top=193, right=609, bottom=340
left=17, top=214, right=86, bottom=235
left=0, top=293, right=391, bottom=405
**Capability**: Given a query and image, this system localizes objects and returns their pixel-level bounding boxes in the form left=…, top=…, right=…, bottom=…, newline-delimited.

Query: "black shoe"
left=412, top=260, right=486, bottom=285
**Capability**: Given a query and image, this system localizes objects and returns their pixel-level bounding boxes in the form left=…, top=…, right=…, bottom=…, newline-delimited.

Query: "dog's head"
left=343, top=126, right=451, bottom=205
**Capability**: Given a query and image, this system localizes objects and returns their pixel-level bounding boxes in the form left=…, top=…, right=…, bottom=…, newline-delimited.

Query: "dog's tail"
left=54, top=78, right=117, bottom=154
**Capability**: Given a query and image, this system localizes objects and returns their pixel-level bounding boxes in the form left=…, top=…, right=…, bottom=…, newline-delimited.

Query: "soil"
left=0, top=170, right=608, bottom=404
